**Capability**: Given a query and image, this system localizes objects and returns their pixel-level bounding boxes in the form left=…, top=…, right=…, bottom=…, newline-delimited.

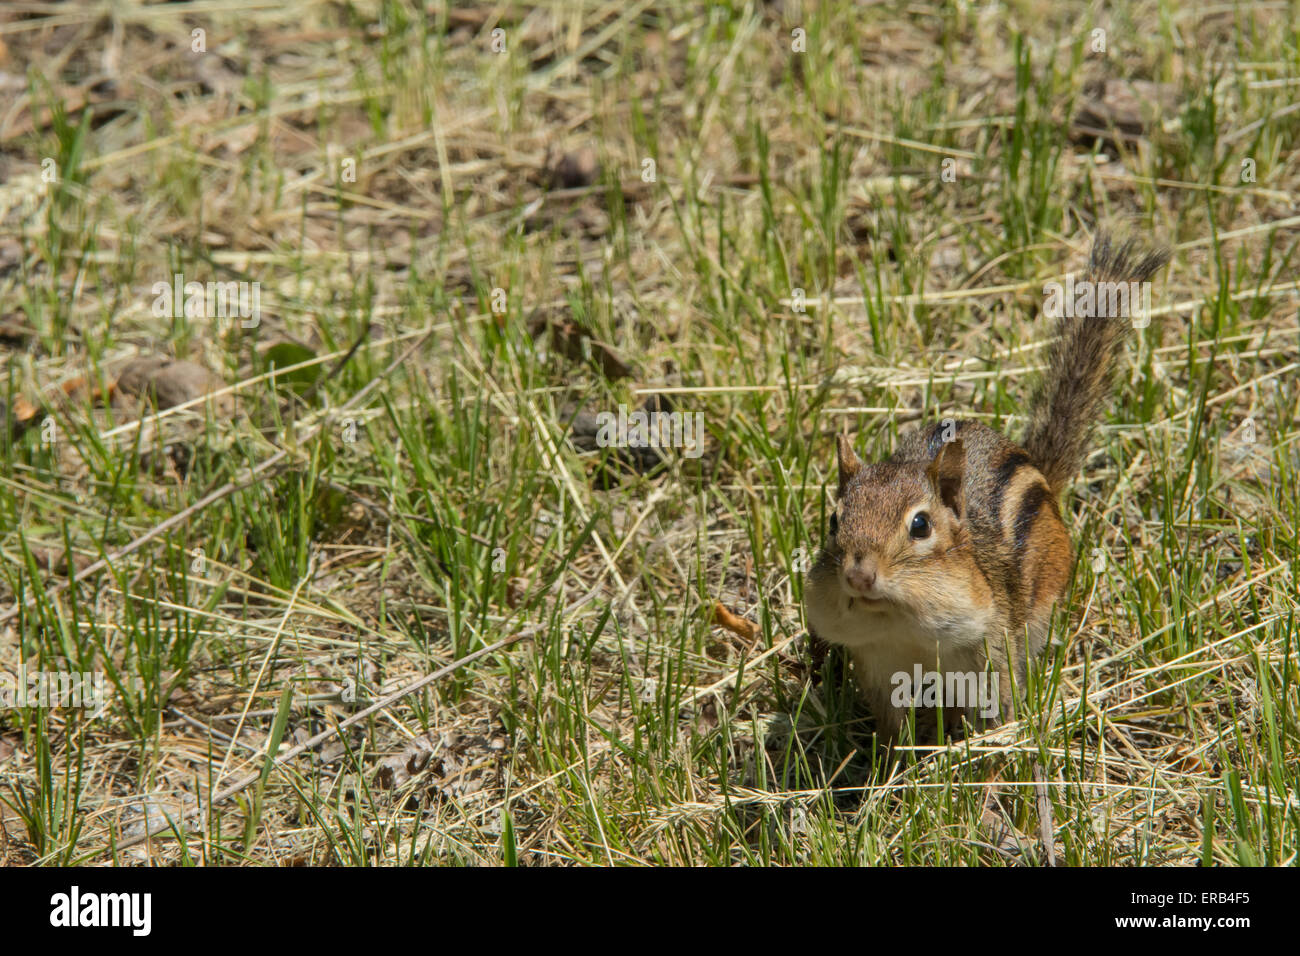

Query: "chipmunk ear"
left=836, top=434, right=862, bottom=497
left=926, top=438, right=965, bottom=517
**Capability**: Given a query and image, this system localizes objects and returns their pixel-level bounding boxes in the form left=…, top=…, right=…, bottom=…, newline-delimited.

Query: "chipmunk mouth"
left=845, top=594, right=890, bottom=612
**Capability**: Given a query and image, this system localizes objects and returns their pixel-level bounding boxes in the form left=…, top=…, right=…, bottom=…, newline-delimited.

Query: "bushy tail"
left=1022, top=231, right=1170, bottom=495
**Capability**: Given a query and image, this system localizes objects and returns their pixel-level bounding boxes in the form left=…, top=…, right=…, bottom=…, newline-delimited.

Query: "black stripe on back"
left=1013, top=483, right=1049, bottom=554
left=987, top=451, right=1031, bottom=523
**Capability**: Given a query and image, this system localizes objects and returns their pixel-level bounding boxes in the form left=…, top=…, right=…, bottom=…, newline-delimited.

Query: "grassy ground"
left=0, top=0, right=1296, bottom=866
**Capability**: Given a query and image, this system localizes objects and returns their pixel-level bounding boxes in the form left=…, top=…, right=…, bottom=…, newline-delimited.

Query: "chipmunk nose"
left=845, top=558, right=878, bottom=594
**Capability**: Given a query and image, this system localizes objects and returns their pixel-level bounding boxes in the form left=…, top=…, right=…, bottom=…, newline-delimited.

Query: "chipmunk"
left=805, top=232, right=1169, bottom=741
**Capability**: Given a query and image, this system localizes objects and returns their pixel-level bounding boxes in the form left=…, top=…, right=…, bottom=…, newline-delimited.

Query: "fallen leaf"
left=531, top=310, right=634, bottom=380
left=1072, top=79, right=1179, bottom=150
left=262, top=341, right=322, bottom=394
left=713, top=601, right=758, bottom=640
left=25, top=545, right=93, bottom=576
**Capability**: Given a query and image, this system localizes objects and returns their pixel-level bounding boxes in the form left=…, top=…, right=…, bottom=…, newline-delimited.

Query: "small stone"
left=550, top=148, right=600, bottom=189
left=115, top=357, right=232, bottom=417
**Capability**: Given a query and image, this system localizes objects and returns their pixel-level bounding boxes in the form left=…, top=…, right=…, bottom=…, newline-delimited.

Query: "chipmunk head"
left=822, top=434, right=970, bottom=614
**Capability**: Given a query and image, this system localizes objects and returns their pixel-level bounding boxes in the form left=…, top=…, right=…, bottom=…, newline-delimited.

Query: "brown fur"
left=805, top=231, right=1168, bottom=742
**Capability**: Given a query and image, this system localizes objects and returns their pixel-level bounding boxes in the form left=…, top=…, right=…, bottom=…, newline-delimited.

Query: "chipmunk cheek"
left=907, top=533, right=937, bottom=556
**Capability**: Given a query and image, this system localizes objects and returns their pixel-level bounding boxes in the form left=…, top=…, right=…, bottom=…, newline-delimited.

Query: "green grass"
left=0, top=0, right=1296, bottom=866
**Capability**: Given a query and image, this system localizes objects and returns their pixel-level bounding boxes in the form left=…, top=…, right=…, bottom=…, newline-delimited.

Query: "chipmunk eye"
left=909, top=512, right=931, bottom=539
left=829, top=512, right=839, bottom=536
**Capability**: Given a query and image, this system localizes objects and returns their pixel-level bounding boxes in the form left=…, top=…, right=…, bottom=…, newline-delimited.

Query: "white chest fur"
left=805, top=579, right=994, bottom=677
